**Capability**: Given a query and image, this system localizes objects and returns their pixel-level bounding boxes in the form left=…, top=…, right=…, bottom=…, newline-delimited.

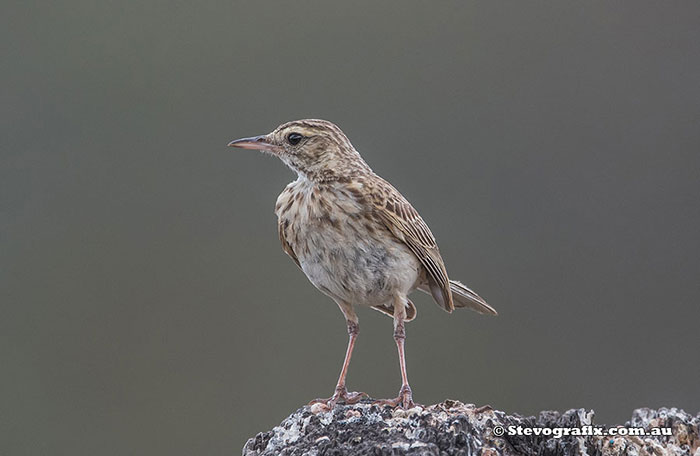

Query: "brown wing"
left=371, top=182, right=454, bottom=312
left=278, top=220, right=301, bottom=268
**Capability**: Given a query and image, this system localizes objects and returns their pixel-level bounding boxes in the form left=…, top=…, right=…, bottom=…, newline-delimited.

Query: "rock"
left=242, top=399, right=699, bottom=456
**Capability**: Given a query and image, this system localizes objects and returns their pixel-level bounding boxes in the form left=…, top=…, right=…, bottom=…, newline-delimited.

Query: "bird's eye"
left=287, top=133, right=303, bottom=145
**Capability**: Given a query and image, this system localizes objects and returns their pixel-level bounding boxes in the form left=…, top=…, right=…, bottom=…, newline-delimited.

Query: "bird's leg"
left=374, top=297, right=416, bottom=409
left=309, top=319, right=367, bottom=408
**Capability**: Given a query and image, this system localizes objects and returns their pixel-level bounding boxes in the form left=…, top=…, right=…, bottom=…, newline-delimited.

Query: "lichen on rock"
left=242, top=400, right=699, bottom=456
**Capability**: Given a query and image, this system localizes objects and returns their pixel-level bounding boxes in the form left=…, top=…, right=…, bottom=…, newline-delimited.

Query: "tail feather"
left=447, top=280, right=497, bottom=316
left=418, top=280, right=497, bottom=315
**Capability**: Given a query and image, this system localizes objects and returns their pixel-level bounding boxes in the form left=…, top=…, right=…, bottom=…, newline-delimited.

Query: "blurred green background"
left=2, top=1, right=699, bottom=454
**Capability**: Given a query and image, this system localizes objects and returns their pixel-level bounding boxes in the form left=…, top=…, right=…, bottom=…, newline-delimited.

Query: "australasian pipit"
left=228, top=119, right=497, bottom=410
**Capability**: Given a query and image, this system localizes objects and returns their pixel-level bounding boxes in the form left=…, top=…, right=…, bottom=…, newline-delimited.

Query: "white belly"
left=298, top=225, right=420, bottom=307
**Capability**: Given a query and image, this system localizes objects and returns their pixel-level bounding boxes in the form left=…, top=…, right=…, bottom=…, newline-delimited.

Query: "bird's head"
left=228, top=119, right=370, bottom=182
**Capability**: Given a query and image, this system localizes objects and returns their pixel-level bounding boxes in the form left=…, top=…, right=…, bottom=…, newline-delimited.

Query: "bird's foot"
left=474, top=404, right=493, bottom=414
left=309, top=386, right=367, bottom=410
left=373, top=384, right=417, bottom=409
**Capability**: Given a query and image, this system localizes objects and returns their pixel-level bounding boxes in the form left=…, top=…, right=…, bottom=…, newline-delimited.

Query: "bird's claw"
left=372, top=384, right=417, bottom=409
left=474, top=404, right=493, bottom=413
left=309, top=387, right=368, bottom=410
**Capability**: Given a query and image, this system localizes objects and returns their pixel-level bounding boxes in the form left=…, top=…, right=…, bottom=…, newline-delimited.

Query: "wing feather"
left=371, top=181, right=454, bottom=312
left=278, top=220, right=301, bottom=268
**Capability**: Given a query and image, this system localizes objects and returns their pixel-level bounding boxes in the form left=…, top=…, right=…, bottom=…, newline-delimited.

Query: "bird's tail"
left=449, top=280, right=498, bottom=316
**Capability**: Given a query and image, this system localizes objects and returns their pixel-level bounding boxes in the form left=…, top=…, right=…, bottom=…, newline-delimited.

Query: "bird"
left=228, top=119, right=497, bottom=410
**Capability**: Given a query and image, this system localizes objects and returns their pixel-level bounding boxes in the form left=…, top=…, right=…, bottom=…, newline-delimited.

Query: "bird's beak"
left=227, top=135, right=281, bottom=152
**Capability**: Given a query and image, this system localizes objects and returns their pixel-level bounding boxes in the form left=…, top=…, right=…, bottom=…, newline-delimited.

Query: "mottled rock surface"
left=242, top=400, right=699, bottom=456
